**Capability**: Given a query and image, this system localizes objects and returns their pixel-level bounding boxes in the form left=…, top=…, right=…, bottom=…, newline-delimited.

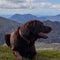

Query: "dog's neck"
left=19, top=29, right=38, bottom=44
left=19, top=29, right=30, bottom=44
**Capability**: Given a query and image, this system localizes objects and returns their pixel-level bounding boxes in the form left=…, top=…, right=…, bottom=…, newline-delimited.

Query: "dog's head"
left=19, top=20, right=52, bottom=43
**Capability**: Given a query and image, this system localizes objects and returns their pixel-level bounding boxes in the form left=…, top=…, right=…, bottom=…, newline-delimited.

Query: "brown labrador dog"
left=5, top=20, right=52, bottom=60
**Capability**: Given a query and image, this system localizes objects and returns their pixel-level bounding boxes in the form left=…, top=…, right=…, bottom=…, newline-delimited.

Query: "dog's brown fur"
left=4, top=20, right=52, bottom=60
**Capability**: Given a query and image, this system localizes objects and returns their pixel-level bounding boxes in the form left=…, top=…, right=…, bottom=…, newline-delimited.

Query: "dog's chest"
left=16, top=37, right=34, bottom=49
left=16, top=39, right=36, bottom=58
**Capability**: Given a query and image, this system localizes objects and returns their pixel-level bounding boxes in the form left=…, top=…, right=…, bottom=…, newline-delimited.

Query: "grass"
left=37, top=50, right=60, bottom=60
left=0, top=45, right=60, bottom=60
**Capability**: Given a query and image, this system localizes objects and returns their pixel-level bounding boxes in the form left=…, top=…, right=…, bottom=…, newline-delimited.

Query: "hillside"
left=0, top=17, right=20, bottom=44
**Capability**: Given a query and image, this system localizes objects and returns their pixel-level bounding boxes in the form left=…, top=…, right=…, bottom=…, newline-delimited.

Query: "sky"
left=0, top=0, right=60, bottom=16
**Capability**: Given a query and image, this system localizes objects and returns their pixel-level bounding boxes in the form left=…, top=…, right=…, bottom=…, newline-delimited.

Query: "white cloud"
left=32, top=2, right=52, bottom=8
left=0, top=0, right=34, bottom=9
left=0, top=0, right=60, bottom=11
left=5, top=0, right=27, bottom=3
left=33, top=2, right=60, bottom=10
left=50, top=4, right=60, bottom=10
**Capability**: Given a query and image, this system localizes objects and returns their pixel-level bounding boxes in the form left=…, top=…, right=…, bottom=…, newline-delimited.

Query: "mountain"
left=10, top=14, right=45, bottom=23
left=42, top=14, right=60, bottom=21
left=0, top=16, right=60, bottom=44
left=0, top=15, right=12, bottom=18
left=10, top=14, right=60, bottom=23
left=0, top=17, right=20, bottom=44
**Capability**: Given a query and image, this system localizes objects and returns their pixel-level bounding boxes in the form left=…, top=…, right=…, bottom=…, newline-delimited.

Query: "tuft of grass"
left=0, top=45, right=15, bottom=60
left=0, top=45, right=60, bottom=60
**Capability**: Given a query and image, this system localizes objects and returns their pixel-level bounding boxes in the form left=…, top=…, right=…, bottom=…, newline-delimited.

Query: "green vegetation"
left=0, top=46, right=60, bottom=60
left=37, top=50, right=60, bottom=60
left=0, top=46, right=15, bottom=60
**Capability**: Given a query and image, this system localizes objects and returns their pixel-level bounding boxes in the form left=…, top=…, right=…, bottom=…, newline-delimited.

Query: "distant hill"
left=10, top=14, right=60, bottom=43
left=10, top=14, right=45, bottom=23
left=0, top=16, right=60, bottom=44
left=0, top=17, right=20, bottom=44
left=42, top=14, right=60, bottom=21
left=10, top=14, right=60, bottom=23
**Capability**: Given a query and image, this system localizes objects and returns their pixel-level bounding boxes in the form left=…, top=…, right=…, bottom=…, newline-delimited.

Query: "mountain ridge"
left=10, top=14, right=60, bottom=23
left=0, top=16, right=60, bottom=44
left=10, top=14, right=45, bottom=23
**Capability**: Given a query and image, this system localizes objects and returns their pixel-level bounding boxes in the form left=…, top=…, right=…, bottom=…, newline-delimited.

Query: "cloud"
left=50, top=4, right=60, bottom=10
left=33, top=2, right=60, bottom=10
left=0, top=1, right=18, bottom=9
left=0, top=0, right=60, bottom=10
left=32, top=2, right=51, bottom=8
left=0, top=0, right=34, bottom=9
left=6, top=0, right=26, bottom=3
